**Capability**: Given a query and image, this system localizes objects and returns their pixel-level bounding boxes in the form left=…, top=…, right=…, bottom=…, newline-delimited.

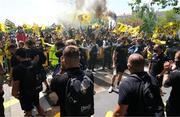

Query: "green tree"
left=157, top=10, right=180, bottom=26
left=165, top=10, right=180, bottom=22
left=157, top=15, right=166, bottom=26
left=118, top=13, right=142, bottom=26
left=137, top=5, right=157, bottom=34
left=129, top=0, right=179, bottom=35
left=129, top=0, right=179, bottom=12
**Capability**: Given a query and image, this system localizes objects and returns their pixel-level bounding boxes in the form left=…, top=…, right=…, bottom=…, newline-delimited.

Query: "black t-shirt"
left=118, top=72, right=160, bottom=116
left=165, top=69, right=180, bottom=108
left=50, top=68, right=94, bottom=116
left=26, top=48, right=38, bottom=60
left=115, top=44, right=128, bottom=64
left=12, top=61, right=32, bottom=93
left=118, top=72, right=147, bottom=104
left=150, top=53, right=169, bottom=77
left=10, top=54, right=19, bottom=68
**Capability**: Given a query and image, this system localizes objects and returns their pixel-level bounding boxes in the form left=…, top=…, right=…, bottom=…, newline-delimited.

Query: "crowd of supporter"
left=0, top=24, right=179, bottom=116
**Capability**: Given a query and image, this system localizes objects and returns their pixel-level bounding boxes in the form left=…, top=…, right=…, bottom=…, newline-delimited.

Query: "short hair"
left=65, top=39, right=77, bottom=46
left=15, top=48, right=27, bottom=58
left=128, top=53, right=145, bottom=68
left=63, top=45, right=79, bottom=62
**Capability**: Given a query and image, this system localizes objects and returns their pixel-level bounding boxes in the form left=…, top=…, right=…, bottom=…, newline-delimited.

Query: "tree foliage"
left=129, top=0, right=179, bottom=12
left=137, top=6, right=157, bottom=34
left=157, top=9, right=180, bottom=26
left=128, top=0, right=179, bottom=34
left=118, top=13, right=142, bottom=26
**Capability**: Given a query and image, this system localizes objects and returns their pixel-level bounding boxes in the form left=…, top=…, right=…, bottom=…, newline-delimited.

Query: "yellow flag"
left=0, top=23, right=6, bottom=32
left=32, top=23, right=40, bottom=35
left=92, top=23, right=100, bottom=29
left=55, top=25, right=63, bottom=33
left=130, top=26, right=140, bottom=37
left=78, top=13, right=92, bottom=24
left=23, top=24, right=31, bottom=30
left=152, top=39, right=166, bottom=45
left=41, top=25, right=46, bottom=31
left=152, top=33, right=159, bottom=39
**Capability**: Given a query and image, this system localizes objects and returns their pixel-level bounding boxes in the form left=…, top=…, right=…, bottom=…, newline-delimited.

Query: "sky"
left=0, top=0, right=179, bottom=25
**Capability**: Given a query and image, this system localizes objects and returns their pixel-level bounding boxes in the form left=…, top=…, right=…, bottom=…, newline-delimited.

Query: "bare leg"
left=117, top=72, right=123, bottom=86
left=111, top=74, right=117, bottom=87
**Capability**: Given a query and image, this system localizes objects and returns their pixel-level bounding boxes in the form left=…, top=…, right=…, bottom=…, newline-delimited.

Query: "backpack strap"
left=128, top=74, right=145, bottom=113
left=64, top=71, right=83, bottom=102
left=64, top=70, right=94, bottom=99
left=82, top=71, right=94, bottom=84
left=64, top=72, right=71, bottom=98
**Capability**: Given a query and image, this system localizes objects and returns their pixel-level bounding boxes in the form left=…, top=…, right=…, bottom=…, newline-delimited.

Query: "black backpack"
left=20, top=64, right=43, bottom=95
left=65, top=71, right=94, bottom=116
left=130, top=73, right=164, bottom=116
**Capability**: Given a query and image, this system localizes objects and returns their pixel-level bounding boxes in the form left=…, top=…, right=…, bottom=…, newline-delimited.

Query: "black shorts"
left=19, top=93, right=40, bottom=111
left=38, top=69, right=47, bottom=82
left=116, top=63, right=127, bottom=73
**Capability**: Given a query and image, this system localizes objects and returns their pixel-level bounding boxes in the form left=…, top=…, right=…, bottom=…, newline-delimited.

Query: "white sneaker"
left=108, top=86, right=113, bottom=93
